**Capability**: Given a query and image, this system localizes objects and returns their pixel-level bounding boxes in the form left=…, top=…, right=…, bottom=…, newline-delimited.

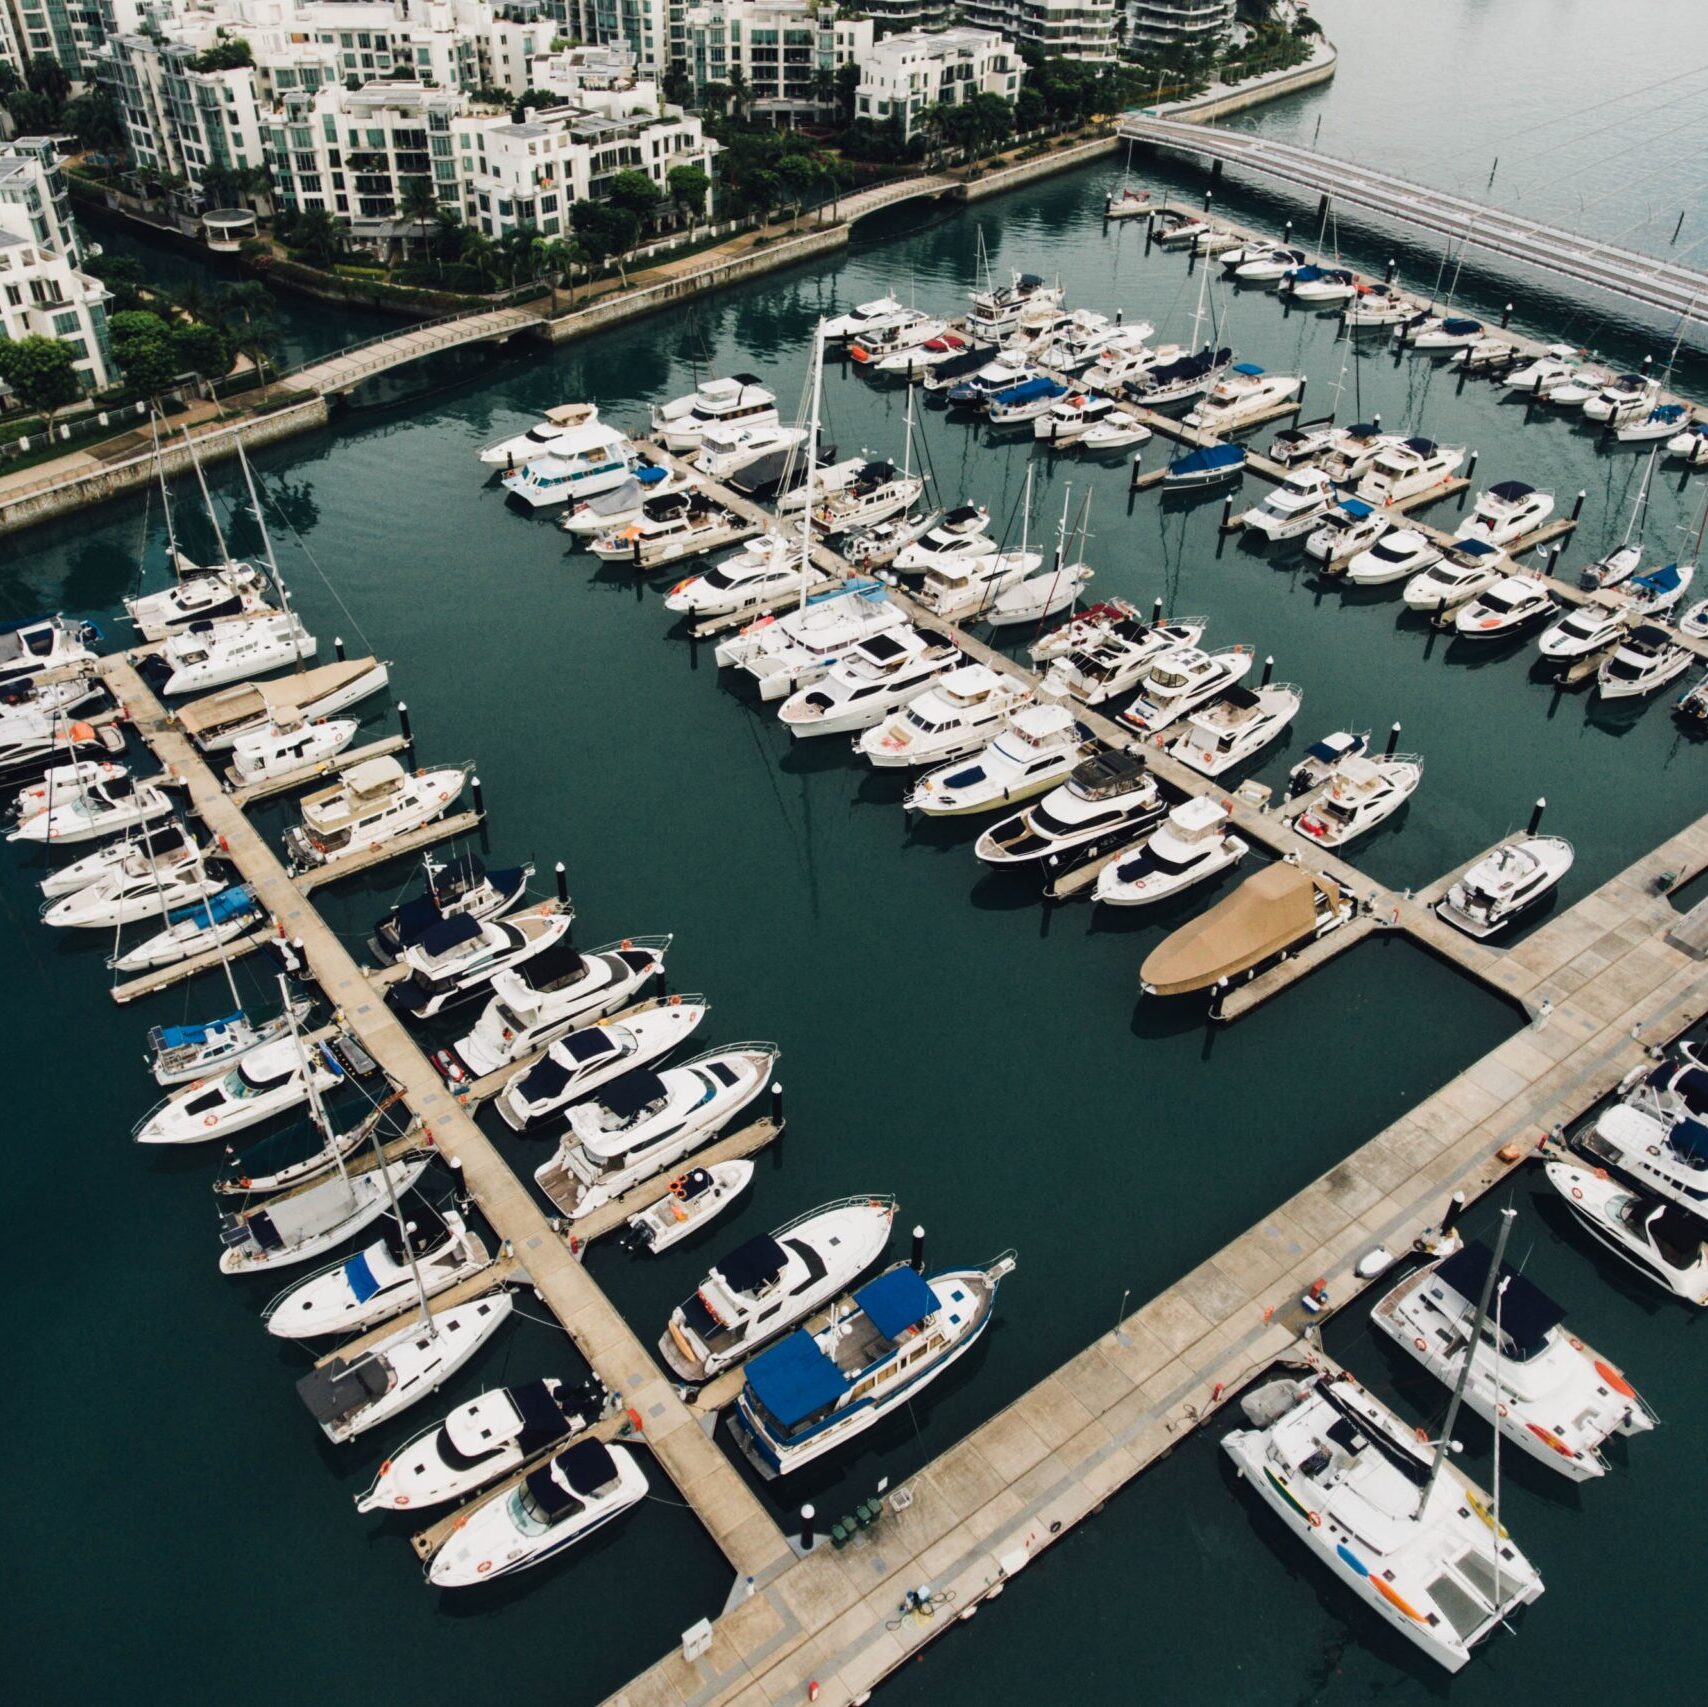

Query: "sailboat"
left=987, top=485, right=1095, bottom=628
left=1222, top=1213, right=1544, bottom=1671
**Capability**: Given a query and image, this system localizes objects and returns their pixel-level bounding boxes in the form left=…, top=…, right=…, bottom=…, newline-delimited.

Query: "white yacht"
left=716, top=583, right=908, bottom=702
left=1043, top=615, right=1207, bottom=705
left=914, top=550, right=1042, bottom=618
left=1616, top=402, right=1689, bottom=444
left=1622, top=562, right=1693, bottom=618
left=1502, top=346, right=1585, bottom=397
left=1032, top=392, right=1126, bottom=446
left=217, top=1153, right=433, bottom=1273
left=1581, top=1091, right=1708, bottom=1217
left=1316, top=422, right=1398, bottom=486
left=822, top=294, right=907, bottom=342
left=533, top=1044, right=777, bottom=1220
left=663, top=537, right=824, bottom=620
left=1079, top=407, right=1153, bottom=452
left=283, top=757, right=468, bottom=870
left=435, top=936, right=671, bottom=1085
left=109, top=882, right=264, bottom=971
left=1666, top=420, right=1708, bottom=463
left=1371, top=1236, right=1654, bottom=1482
left=651, top=374, right=779, bottom=451
left=1452, top=573, right=1557, bottom=639
left=500, top=420, right=636, bottom=507
left=813, top=461, right=925, bottom=534
left=965, top=271, right=1061, bottom=339
left=175, top=656, right=391, bottom=754
left=0, top=614, right=99, bottom=690
left=146, top=613, right=316, bottom=697
left=1292, top=752, right=1423, bottom=847
left=1037, top=317, right=1155, bottom=378
left=1536, top=598, right=1631, bottom=662
left=1401, top=314, right=1486, bottom=350
left=1305, top=499, right=1390, bottom=567
left=1596, top=623, right=1694, bottom=699
left=1030, top=596, right=1142, bottom=663
left=891, top=506, right=996, bottom=572
left=1547, top=364, right=1614, bottom=408
left=41, top=839, right=225, bottom=928
left=1583, top=371, right=1661, bottom=424
left=1403, top=539, right=1507, bottom=610
left=495, top=1000, right=706, bottom=1132
left=623, top=1160, right=754, bottom=1254
left=148, top=1000, right=309, bottom=1088
left=126, top=562, right=272, bottom=642
left=986, top=560, right=1095, bottom=627
left=730, top=1255, right=1015, bottom=1478
left=591, top=492, right=749, bottom=569
left=478, top=401, right=601, bottom=467
left=1280, top=264, right=1357, bottom=303
left=1269, top=419, right=1347, bottom=466
left=1355, top=437, right=1466, bottom=506
left=559, top=465, right=687, bottom=536
left=1185, top=365, right=1303, bottom=431
left=226, top=715, right=359, bottom=786
left=296, top=1289, right=515, bottom=1444
left=1343, top=284, right=1417, bottom=328
left=1222, top=1372, right=1544, bottom=1672
left=974, top=749, right=1165, bottom=869
left=881, top=329, right=975, bottom=379
left=9, top=755, right=123, bottom=820
left=1119, top=643, right=1256, bottom=733
left=1241, top=467, right=1340, bottom=541
left=1454, top=481, right=1554, bottom=546
left=855, top=665, right=1031, bottom=769
left=1168, top=681, right=1302, bottom=777
left=133, top=1031, right=341, bottom=1145
left=1092, top=796, right=1247, bottom=907
left=1437, top=835, right=1574, bottom=937
left=1578, top=543, right=1642, bottom=590
left=848, top=309, right=945, bottom=367
left=1233, top=246, right=1307, bottom=282
left=943, top=351, right=1035, bottom=410
left=425, top=1438, right=647, bottom=1587
left=987, top=377, right=1071, bottom=428
left=1546, top=1162, right=1708, bottom=1305
left=387, top=907, right=574, bottom=1020
left=694, top=422, right=807, bottom=481
left=1285, top=729, right=1368, bottom=797
left=356, top=1376, right=610, bottom=1515
left=370, top=854, right=533, bottom=964
left=905, top=703, right=1090, bottom=817
left=1152, top=209, right=1210, bottom=247
left=775, top=454, right=867, bottom=514
left=264, top=1204, right=490, bottom=1338
left=8, top=770, right=175, bottom=846
left=778, top=628, right=959, bottom=738
left=660, top=1195, right=898, bottom=1383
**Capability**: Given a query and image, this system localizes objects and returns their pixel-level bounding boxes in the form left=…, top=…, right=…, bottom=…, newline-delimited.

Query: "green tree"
left=399, top=175, right=440, bottom=257
left=62, top=86, right=127, bottom=158
left=213, top=282, right=280, bottom=400
left=662, top=63, right=693, bottom=106
left=667, top=164, right=711, bottom=237
left=112, top=320, right=181, bottom=398
left=570, top=200, right=639, bottom=285
left=698, top=80, right=731, bottom=119
left=290, top=207, right=345, bottom=267
left=83, top=254, right=145, bottom=316
left=834, top=62, right=861, bottom=125
left=607, top=168, right=664, bottom=231
left=172, top=322, right=233, bottom=386
left=0, top=335, right=83, bottom=435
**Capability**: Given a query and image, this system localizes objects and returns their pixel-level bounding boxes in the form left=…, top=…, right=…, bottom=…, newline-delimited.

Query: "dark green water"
left=7, top=12, right=1708, bottom=1701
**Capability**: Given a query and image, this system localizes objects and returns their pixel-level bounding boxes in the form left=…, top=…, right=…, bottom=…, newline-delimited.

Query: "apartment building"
left=1126, top=0, right=1233, bottom=53
left=955, top=0, right=1116, bottom=62
left=672, top=1, right=871, bottom=121
left=853, top=26, right=1019, bottom=141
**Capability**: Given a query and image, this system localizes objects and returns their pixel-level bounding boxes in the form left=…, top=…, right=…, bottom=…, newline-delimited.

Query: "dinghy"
left=621, top=1161, right=753, bottom=1254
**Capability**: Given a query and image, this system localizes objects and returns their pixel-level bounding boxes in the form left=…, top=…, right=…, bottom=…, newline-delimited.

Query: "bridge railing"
left=277, top=302, right=544, bottom=385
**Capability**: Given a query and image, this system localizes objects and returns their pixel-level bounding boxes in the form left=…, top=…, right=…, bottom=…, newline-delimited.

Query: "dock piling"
left=1260, top=654, right=1274, bottom=687
left=1571, top=489, right=1586, bottom=522
left=471, top=774, right=484, bottom=818
left=334, top=635, right=346, bottom=661
left=1151, top=596, right=1164, bottom=627
left=1528, top=796, right=1547, bottom=836
left=800, top=1504, right=817, bottom=1553
left=771, top=1080, right=784, bottom=1130
left=1502, top=302, right=1514, bottom=328
left=911, top=1224, right=926, bottom=1271
left=554, top=860, right=568, bottom=906
left=396, top=700, right=413, bottom=752
left=1462, top=450, right=1478, bottom=495
left=1220, top=492, right=1235, bottom=531
left=1130, top=449, right=1144, bottom=491
left=1441, top=1189, right=1467, bottom=1236
left=1385, top=257, right=1397, bottom=282
left=1202, top=188, right=1214, bottom=212
left=1385, top=721, right=1401, bottom=757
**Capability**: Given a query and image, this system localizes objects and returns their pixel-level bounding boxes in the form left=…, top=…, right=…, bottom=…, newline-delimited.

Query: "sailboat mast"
left=181, top=427, right=234, bottom=568
left=367, top=1098, right=435, bottom=1329
left=189, top=835, right=244, bottom=1013
left=152, top=414, right=181, bottom=570
left=280, top=972, right=349, bottom=1184
left=1416, top=1205, right=1515, bottom=1519
left=799, top=316, right=824, bottom=613
left=1491, top=1272, right=1509, bottom=1610
left=235, top=441, right=304, bottom=673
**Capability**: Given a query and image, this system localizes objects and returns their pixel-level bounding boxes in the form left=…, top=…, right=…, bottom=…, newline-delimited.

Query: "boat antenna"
left=1188, top=251, right=1211, bottom=353
left=181, top=426, right=233, bottom=569
left=235, top=440, right=304, bottom=674
left=1416, top=1204, right=1515, bottom=1519
left=901, top=380, right=917, bottom=483
left=1052, top=480, right=1071, bottom=576
left=799, top=316, right=824, bottom=612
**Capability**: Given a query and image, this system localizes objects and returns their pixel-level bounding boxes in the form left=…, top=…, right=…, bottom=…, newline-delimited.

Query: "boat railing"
left=674, top=1040, right=780, bottom=1070
left=777, top=1192, right=899, bottom=1233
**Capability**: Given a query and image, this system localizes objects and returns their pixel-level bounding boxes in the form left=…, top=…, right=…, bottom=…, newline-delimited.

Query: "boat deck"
left=227, top=734, right=412, bottom=807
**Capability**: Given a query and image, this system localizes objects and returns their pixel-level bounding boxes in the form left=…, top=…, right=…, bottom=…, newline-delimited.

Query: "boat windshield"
left=509, top=1483, right=567, bottom=1536
left=1148, top=666, right=1194, bottom=690
left=1479, top=589, right=1521, bottom=614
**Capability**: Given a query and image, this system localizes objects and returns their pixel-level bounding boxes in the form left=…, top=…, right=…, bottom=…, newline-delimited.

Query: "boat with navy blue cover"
left=1281, top=264, right=1357, bottom=304
left=1129, top=345, right=1234, bottom=408
left=385, top=904, right=572, bottom=1020
left=1162, top=443, right=1246, bottom=490
left=370, top=853, right=534, bottom=964
left=730, top=1253, right=1017, bottom=1478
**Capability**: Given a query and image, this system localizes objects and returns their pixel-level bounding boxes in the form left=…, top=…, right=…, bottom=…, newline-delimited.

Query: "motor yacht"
left=777, top=628, right=961, bottom=738
left=987, top=377, right=1071, bottom=428
left=478, top=401, right=601, bottom=467
left=730, top=1255, right=1016, bottom=1479
left=1079, top=408, right=1153, bottom=452
left=812, top=461, right=925, bottom=533
left=1222, top=1373, right=1544, bottom=1672
left=1400, top=314, right=1485, bottom=350
left=435, top=936, right=670, bottom=1085
left=495, top=1000, right=706, bottom=1132
left=1269, top=420, right=1345, bottom=466
left=8, top=755, right=124, bottom=821
left=1547, top=364, right=1614, bottom=408
left=591, top=492, right=750, bottom=569
left=1233, top=247, right=1307, bottom=282
left=923, top=341, right=1002, bottom=395
left=1036, top=315, right=1154, bottom=377
left=1596, top=623, right=1694, bottom=699
left=1241, top=467, right=1340, bottom=541
left=1342, top=283, right=1417, bottom=328
left=716, top=583, right=908, bottom=702
left=1033, top=392, right=1126, bottom=446
left=41, top=840, right=225, bottom=928
left=1119, top=643, right=1256, bottom=733
left=264, top=1204, right=490, bottom=1338
left=1622, top=562, right=1694, bottom=618
left=1104, top=185, right=1152, bottom=221
left=283, top=757, right=468, bottom=870
left=0, top=614, right=100, bottom=690
left=1280, top=264, right=1356, bottom=304
left=1293, top=752, right=1422, bottom=847
left=370, top=854, right=534, bottom=964
left=1583, top=372, right=1661, bottom=424
left=1043, top=616, right=1207, bottom=705
left=1546, top=1162, right=1708, bottom=1305
left=651, top=374, right=779, bottom=451
left=1666, top=420, right=1708, bottom=464
left=387, top=906, right=574, bottom=1021
left=296, top=1289, right=515, bottom=1444
left=125, top=563, right=272, bottom=642
left=890, top=506, right=995, bottom=572
left=1355, top=438, right=1466, bottom=506
left=660, top=1194, right=898, bottom=1383
left=558, top=464, right=685, bottom=536
left=533, top=1044, right=777, bottom=1220
left=1616, top=402, right=1689, bottom=444
left=1452, top=336, right=1518, bottom=374
left=623, top=1160, right=754, bottom=1255
left=844, top=512, right=938, bottom=568
left=424, top=1437, right=647, bottom=1587
left=1679, top=596, right=1708, bottom=639
left=1185, top=365, right=1303, bottom=432
left=662, top=541, right=824, bottom=619
left=966, top=271, right=1061, bottom=338
left=1304, top=499, right=1389, bottom=567
left=109, top=882, right=264, bottom=971
left=1502, top=345, right=1586, bottom=397
left=175, top=657, right=391, bottom=754
left=225, top=714, right=359, bottom=787
left=914, top=551, right=1041, bottom=619
left=1168, top=681, right=1302, bottom=777
left=1452, top=573, right=1557, bottom=640
left=1679, top=671, right=1708, bottom=722
left=775, top=455, right=868, bottom=514
left=218, top=1153, right=433, bottom=1274
left=1030, top=597, right=1144, bottom=663
left=356, top=1375, right=610, bottom=1516
left=148, top=1000, right=309, bottom=1088
left=1152, top=209, right=1211, bottom=246
left=1536, top=598, right=1631, bottom=663
left=823, top=294, right=908, bottom=342
left=986, top=560, right=1095, bottom=627
left=1315, top=422, right=1397, bottom=485
left=855, top=665, right=1030, bottom=769
left=905, top=703, right=1092, bottom=817
left=1580, top=1097, right=1708, bottom=1217
left=0, top=709, right=120, bottom=792
left=8, top=770, right=176, bottom=845
left=1141, top=863, right=1352, bottom=995
left=499, top=421, right=636, bottom=507
left=1092, top=796, right=1247, bottom=907
left=1403, top=539, right=1508, bottom=610
left=693, top=422, right=807, bottom=482
left=1578, top=544, right=1642, bottom=590
left=1128, top=345, right=1234, bottom=408
left=144, top=613, right=316, bottom=697
left=1286, top=729, right=1369, bottom=797
left=133, top=1031, right=342, bottom=1145
left=1454, top=481, right=1555, bottom=546
left=974, top=748, right=1165, bottom=870
left=944, top=352, right=1035, bottom=410
left=1436, top=835, right=1574, bottom=937
left=848, top=309, right=945, bottom=368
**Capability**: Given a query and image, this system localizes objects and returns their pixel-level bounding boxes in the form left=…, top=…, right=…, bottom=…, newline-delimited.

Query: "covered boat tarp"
left=592, top=1067, right=668, bottom=1122
left=512, top=1379, right=579, bottom=1452
left=717, top=1232, right=789, bottom=1296
left=927, top=344, right=997, bottom=382
left=1141, top=863, right=1340, bottom=995
left=1442, top=317, right=1484, bottom=334
left=1339, top=498, right=1376, bottom=519
left=342, top=1249, right=384, bottom=1303
left=168, top=883, right=257, bottom=930
left=156, top=1009, right=245, bottom=1049
left=1401, top=437, right=1438, bottom=455
left=519, top=1028, right=618, bottom=1100
left=990, top=377, right=1064, bottom=407
left=1633, top=563, right=1683, bottom=595
left=557, top=1437, right=619, bottom=1496
left=512, top=937, right=589, bottom=992
left=744, top=1330, right=849, bottom=1428
left=297, top=1353, right=389, bottom=1425
left=1488, top=480, right=1536, bottom=501
left=1166, top=443, right=1246, bottom=482
left=176, top=658, right=378, bottom=739
left=853, top=1265, right=936, bottom=1339
left=1669, top=1116, right=1708, bottom=1164
left=1230, top=361, right=1266, bottom=377
left=415, top=910, right=486, bottom=959
left=1433, top=1240, right=1566, bottom=1355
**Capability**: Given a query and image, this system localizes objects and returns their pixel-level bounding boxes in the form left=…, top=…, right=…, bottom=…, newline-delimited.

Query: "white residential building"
left=1126, top=0, right=1232, bottom=53
left=853, top=27, right=1019, bottom=142
left=672, top=2, right=871, bottom=120
left=0, top=139, right=114, bottom=388
left=858, top=1, right=952, bottom=35
left=956, top=0, right=1116, bottom=62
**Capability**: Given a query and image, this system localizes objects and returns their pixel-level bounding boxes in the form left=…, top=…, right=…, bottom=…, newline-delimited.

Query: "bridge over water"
left=1119, top=112, right=1706, bottom=324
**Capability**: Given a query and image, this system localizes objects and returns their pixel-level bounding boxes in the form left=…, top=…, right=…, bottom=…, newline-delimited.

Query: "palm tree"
left=399, top=176, right=439, bottom=261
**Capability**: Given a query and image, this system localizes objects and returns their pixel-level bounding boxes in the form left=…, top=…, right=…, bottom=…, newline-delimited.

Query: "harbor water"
left=5, top=8, right=1706, bottom=1701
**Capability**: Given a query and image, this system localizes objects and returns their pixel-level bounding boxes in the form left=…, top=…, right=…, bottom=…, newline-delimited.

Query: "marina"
left=8, top=10, right=1708, bottom=1704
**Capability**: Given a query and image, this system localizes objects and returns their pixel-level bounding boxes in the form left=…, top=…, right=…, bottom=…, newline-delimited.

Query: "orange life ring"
left=203, top=1114, right=220, bottom=1128
left=395, top=1493, right=409, bottom=1507
left=668, top=994, right=681, bottom=1006
left=1307, top=1511, right=1322, bottom=1528
left=476, top=1560, right=493, bottom=1575
left=625, top=1406, right=645, bottom=1434
left=1570, top=1186, right=1584, bottom=1200
left=1593, top=1167, right=1608, bottom=1180
left=1497, top=1403, right=1509, bottom=1418
left=1413, top=1337, right=1427, bottom=1352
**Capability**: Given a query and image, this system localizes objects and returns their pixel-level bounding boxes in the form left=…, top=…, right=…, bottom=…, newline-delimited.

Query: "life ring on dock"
left=1413, top=1337, right=1428, bottom=1352
left=203, top=1114, right=220, bottom=1128
left=1307, top=1511, right=1322, bottom=1528
left=626, top=1406, right=645, bottom=1434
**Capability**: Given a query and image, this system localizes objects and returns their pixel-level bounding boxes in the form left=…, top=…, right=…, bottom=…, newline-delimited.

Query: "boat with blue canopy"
left=1164, top=443, right=1247, bottom=490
